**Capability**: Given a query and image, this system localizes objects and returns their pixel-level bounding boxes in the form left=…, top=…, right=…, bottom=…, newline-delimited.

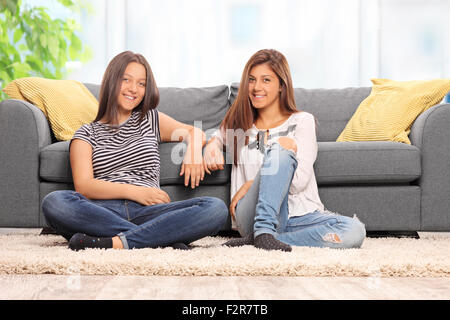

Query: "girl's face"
left=248, top=63, right=281, bottom=111
left=117, top=62, right=147, bottom=114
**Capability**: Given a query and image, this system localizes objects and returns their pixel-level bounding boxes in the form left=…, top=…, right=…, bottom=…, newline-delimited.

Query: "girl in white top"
left=203, top=49, right=366, bottom=251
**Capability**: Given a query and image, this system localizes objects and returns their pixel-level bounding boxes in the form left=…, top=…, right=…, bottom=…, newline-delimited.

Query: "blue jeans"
left=42, top=191, right=228, bottom=249
left=235, top=142, right=366, bottom=249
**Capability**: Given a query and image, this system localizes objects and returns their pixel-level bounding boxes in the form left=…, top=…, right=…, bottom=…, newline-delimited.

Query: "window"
left=379, top=0, right=450, bottom=80
left=19, top=0, right=450, bottom=88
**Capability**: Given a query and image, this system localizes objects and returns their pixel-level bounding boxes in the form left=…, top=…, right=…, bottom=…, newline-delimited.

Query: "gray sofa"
left=1, top=83, right=449, bottom=232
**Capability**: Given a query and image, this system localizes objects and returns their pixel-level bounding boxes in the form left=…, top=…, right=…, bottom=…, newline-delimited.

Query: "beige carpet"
left=0, top=234, right=449, bottom=277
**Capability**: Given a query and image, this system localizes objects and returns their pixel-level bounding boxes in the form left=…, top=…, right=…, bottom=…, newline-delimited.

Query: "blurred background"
left=3, top=0, right=450, bottom=89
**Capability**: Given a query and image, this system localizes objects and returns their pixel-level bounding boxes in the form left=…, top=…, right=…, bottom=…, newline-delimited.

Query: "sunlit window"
left=20, top=0, right=450, bottom=89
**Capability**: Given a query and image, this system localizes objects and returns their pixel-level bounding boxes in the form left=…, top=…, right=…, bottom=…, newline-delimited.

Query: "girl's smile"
left=117, top=62, right=147, bottom=117
left=248, top=63, right=281, bottom=111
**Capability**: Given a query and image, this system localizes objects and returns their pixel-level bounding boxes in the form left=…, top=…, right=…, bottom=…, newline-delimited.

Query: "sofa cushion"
left=40, top=141, right=72, bottom=183
left=315, top=141, right=421, bottom=184
left=40, top=141, right=231, bottom=185
left=40, top=140, right=419, bottom=186
left=337, top=78, right=450, bottom=144
left=4, top=78, right=98, bottom=141
left=158, top=142, right=230, bottom=185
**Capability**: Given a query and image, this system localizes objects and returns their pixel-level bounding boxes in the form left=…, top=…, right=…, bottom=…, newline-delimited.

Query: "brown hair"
left=221, top=49, right=298, bottom=133
left=220, top=49, right=299, bottom=163
left=94, top=51, right=159, bottom=124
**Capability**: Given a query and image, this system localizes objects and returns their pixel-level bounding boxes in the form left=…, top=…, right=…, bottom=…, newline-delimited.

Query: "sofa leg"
left=216, top=230, right=241, bottom=238
left=366, top=231, right=419, bottom=239
left=40, top=226, right=58, bottom=235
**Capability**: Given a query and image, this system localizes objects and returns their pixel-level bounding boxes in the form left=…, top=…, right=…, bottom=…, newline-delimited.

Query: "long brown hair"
left=95, top=51, right=159, bottom=124
left=221, top=49, right=298, bottom=133
left=220, top=49, right=299, bottom=163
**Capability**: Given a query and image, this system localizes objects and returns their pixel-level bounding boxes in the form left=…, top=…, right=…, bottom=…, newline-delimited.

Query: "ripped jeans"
left=235, top=143, right=366, bottom=249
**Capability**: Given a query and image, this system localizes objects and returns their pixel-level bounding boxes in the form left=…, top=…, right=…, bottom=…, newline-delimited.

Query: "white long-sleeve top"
left=213, top=111, right=324, bottom=219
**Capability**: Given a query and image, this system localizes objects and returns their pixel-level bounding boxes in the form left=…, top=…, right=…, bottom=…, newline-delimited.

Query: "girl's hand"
left=180, top=143, right=205, bottom=189
left=229, top=180, right=253, bottom=220
left=203, top=137, right=225, bottom=174
left=130, top=186, right=171, bottom=206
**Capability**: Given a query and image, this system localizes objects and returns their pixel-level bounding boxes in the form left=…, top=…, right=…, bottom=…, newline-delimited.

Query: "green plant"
left=0, top=0, right=93, bottom=100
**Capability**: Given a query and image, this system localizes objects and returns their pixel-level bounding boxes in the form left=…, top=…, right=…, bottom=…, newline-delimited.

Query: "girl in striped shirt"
left=42, top=51, right=228, bottom=251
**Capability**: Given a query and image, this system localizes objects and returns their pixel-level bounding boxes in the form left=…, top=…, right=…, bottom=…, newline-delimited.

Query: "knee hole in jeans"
left=322, top=233, right=343, bottom=244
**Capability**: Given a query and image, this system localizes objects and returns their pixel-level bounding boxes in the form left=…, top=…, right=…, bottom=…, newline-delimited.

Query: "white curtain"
left=37, top=0, right=449, bottom=88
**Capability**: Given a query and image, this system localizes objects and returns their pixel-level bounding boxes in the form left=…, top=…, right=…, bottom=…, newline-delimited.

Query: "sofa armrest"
left=409, top=103, right=450, bottom=230
left=0, top=99, right=52, bottom=227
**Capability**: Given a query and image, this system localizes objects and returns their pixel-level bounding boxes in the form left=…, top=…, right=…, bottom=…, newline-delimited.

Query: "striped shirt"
left=71, top=109, right=161, bottom=188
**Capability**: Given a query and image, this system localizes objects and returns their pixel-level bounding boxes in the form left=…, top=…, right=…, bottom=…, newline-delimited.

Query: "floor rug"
left=0, top=234, right=449, bottom=277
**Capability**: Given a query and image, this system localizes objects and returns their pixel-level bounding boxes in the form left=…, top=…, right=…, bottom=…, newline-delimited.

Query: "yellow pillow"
left=2, top=77, right=98, bottom=140
left=336, top=78, right=450, bottom=144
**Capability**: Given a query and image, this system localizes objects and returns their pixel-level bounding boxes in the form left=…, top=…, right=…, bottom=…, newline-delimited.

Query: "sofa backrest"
left=85, top=83, right=372, bottom=142
left=230, top=83, right=371, bottom=142
left=158, top=86, right=230, bottom=133
left=293, top=87, right=371, bottom=142
left=83, top=83, right=230, bottom=134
